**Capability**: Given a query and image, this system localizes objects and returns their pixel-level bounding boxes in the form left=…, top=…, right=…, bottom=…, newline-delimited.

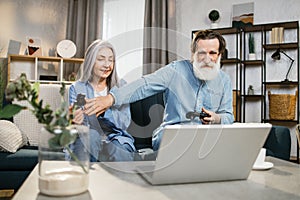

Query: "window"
left=103, top=0, right=145, bottom=82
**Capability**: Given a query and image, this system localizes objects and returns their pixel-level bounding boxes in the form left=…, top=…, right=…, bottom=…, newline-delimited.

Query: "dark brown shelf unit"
left=262, top=21, right=299, bottom=163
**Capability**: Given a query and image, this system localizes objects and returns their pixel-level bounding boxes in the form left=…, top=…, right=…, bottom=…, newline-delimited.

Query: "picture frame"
left=232, top=2, right=254, bottom=29
left=26, top=37, right=42, bottom=56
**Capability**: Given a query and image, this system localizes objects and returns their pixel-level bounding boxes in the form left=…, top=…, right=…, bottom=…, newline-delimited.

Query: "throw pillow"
left=0, top=120, right=28, bottom=153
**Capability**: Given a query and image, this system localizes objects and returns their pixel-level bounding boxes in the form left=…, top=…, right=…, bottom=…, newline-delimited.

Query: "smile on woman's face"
left=93, top=47, right=114, bottom=81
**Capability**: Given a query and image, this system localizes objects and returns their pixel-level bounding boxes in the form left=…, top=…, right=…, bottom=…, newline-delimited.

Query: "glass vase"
left=38, top=125, right=90, bottom=196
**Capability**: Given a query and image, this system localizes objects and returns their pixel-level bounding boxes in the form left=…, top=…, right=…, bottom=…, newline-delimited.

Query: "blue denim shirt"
left=69, top=81, right=131, bottom=130
left=110, top=60, right=234, bottom=150
left=69, top=81, right=135, bottom=150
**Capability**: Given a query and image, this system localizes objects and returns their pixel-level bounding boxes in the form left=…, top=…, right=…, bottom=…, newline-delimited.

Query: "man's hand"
left=201, top=107, right=221, bottom=124
left=84, top=94, right=114, bottom=117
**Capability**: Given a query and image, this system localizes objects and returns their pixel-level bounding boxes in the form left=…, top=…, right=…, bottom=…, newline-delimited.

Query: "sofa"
left=0, top=84, right=291, bottom=191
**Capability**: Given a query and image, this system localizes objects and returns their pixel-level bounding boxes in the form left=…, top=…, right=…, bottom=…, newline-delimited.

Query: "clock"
left=56, top=39, right=77, bottom=58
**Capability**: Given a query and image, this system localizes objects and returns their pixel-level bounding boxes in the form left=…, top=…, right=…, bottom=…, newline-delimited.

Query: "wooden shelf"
left=211, top=27, right=240, bottom=35
left=8, top=54, right=84, bottom=82
left=263, top=81, right=298, bottom=86
left=263, top=21, right=299, bottom=31
left=242, top=60, right=264, bottom=65
left=191, top=27, right=240, bottom=39
left=8, top=54, right=84, bottom=63
left=221, top=58, right=240, bottom=64
left=242, top=25, right=264, bottom=33
left=242, top=94, right=264, bottom=98
left=262, top=119, right=298, bottom=123
left=263, top=43, right=298, bottom=50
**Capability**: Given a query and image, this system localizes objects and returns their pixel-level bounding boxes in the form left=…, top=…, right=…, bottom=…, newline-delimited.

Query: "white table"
left=13, top=157, right=300, bottom=200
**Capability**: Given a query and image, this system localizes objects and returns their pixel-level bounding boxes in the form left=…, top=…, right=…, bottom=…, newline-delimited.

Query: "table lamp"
left=271, top=49, right=294, bottom=82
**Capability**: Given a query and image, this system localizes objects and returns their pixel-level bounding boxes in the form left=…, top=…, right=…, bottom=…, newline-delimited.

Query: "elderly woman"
left=68, top=39, right=136, bottom=162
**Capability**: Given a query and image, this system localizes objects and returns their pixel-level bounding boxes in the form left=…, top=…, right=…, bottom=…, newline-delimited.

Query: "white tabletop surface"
left=13, top=157, right=300, bottom=200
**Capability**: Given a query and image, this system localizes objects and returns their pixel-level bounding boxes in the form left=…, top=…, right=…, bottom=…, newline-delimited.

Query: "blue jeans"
left=68, top=128, right=136, bottom=162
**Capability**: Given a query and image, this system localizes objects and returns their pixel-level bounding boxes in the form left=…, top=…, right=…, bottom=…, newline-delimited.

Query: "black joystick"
left=186, top=111, right=210, bottom=120
left=74, top=94, right=86, bottom=109
left=199, top=111, right=210, bottom=119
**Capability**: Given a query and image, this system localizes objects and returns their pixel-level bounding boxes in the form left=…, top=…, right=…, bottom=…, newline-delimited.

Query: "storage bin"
left=268, top=91, right=297, bottom=120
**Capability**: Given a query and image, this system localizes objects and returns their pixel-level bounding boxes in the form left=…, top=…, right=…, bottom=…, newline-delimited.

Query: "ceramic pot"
left=248, top=53, right=256, bottom=60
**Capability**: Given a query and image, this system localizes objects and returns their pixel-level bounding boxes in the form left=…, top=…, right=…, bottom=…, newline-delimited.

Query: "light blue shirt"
left=69, top=81, right=131, bottom=130
left=69, top=81, right=135, bottom=151
left=110, top=60, right=234, bottom=150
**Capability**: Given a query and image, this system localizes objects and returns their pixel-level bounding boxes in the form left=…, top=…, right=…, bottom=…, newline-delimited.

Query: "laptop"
left=136, top=123, right=272, bottom=185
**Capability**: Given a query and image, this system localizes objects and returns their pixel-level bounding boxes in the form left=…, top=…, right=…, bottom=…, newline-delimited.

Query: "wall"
left=0, top=0, right=68, bottom=79
left=176, top=0, right=300, bottom=157
left=0, top=0, right=68, bottom=57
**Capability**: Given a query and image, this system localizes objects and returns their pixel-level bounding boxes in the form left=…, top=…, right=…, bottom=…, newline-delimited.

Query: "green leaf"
left=0, top=104, right=26, bottom=119
left=32, top=82, right=40, bottom=93
left=59, top=129, right=78, bottom=147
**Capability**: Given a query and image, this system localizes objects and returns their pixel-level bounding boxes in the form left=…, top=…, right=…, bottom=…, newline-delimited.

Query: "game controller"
left=74, top=93, right=86, bottom=109
left=186, top=111, right=210, bottom=120
left=199, top=111, right=210, bottom=119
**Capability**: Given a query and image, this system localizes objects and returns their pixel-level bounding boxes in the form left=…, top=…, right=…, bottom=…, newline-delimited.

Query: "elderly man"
left=84, top=29, right=234, bottom=151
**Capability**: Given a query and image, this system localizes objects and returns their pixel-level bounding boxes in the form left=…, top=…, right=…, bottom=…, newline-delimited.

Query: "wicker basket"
left=268, top=91, right=297, bottom=120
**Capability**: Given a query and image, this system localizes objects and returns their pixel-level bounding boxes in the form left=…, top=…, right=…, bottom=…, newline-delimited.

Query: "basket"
left=268, top=91, right=297, bottom=120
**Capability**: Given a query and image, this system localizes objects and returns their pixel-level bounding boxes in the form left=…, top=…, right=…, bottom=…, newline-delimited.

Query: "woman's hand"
left=84, top=94, right=114, bottom=117
left=201, top=107, right=221, bottom=124
left=70, top=105, right=84, bottom=124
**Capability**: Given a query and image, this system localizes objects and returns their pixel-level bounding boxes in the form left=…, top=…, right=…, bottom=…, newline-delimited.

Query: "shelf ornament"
left=248, top=33, right=256, bottom=60
left=208, top=10, right=220, bottom=29
left=271, top=49, right=294, bottom=82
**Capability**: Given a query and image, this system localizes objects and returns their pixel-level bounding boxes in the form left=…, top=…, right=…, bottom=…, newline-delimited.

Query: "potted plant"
left=208, top=10, right=220, bottom=29
left=0, top=73, right=89, bottom=196
left=248, top=33, right=256, bottom=60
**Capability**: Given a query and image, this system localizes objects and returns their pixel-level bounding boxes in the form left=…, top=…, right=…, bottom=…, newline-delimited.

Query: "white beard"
left=192, top=55, right=221, bottom=80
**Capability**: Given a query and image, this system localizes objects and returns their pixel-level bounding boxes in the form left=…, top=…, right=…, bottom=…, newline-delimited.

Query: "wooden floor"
left=290, top=156, right=300, bottom=164
left=0, top=189, right=14, bottom=200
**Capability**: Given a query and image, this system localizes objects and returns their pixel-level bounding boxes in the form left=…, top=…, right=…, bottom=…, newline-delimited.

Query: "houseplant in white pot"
left=0, top=73, right=89, bottom=196
left=248, top=33, right=256, bottom=60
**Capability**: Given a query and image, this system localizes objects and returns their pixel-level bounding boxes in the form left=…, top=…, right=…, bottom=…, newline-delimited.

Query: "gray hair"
left=79, top=39, right=120, bottom=89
